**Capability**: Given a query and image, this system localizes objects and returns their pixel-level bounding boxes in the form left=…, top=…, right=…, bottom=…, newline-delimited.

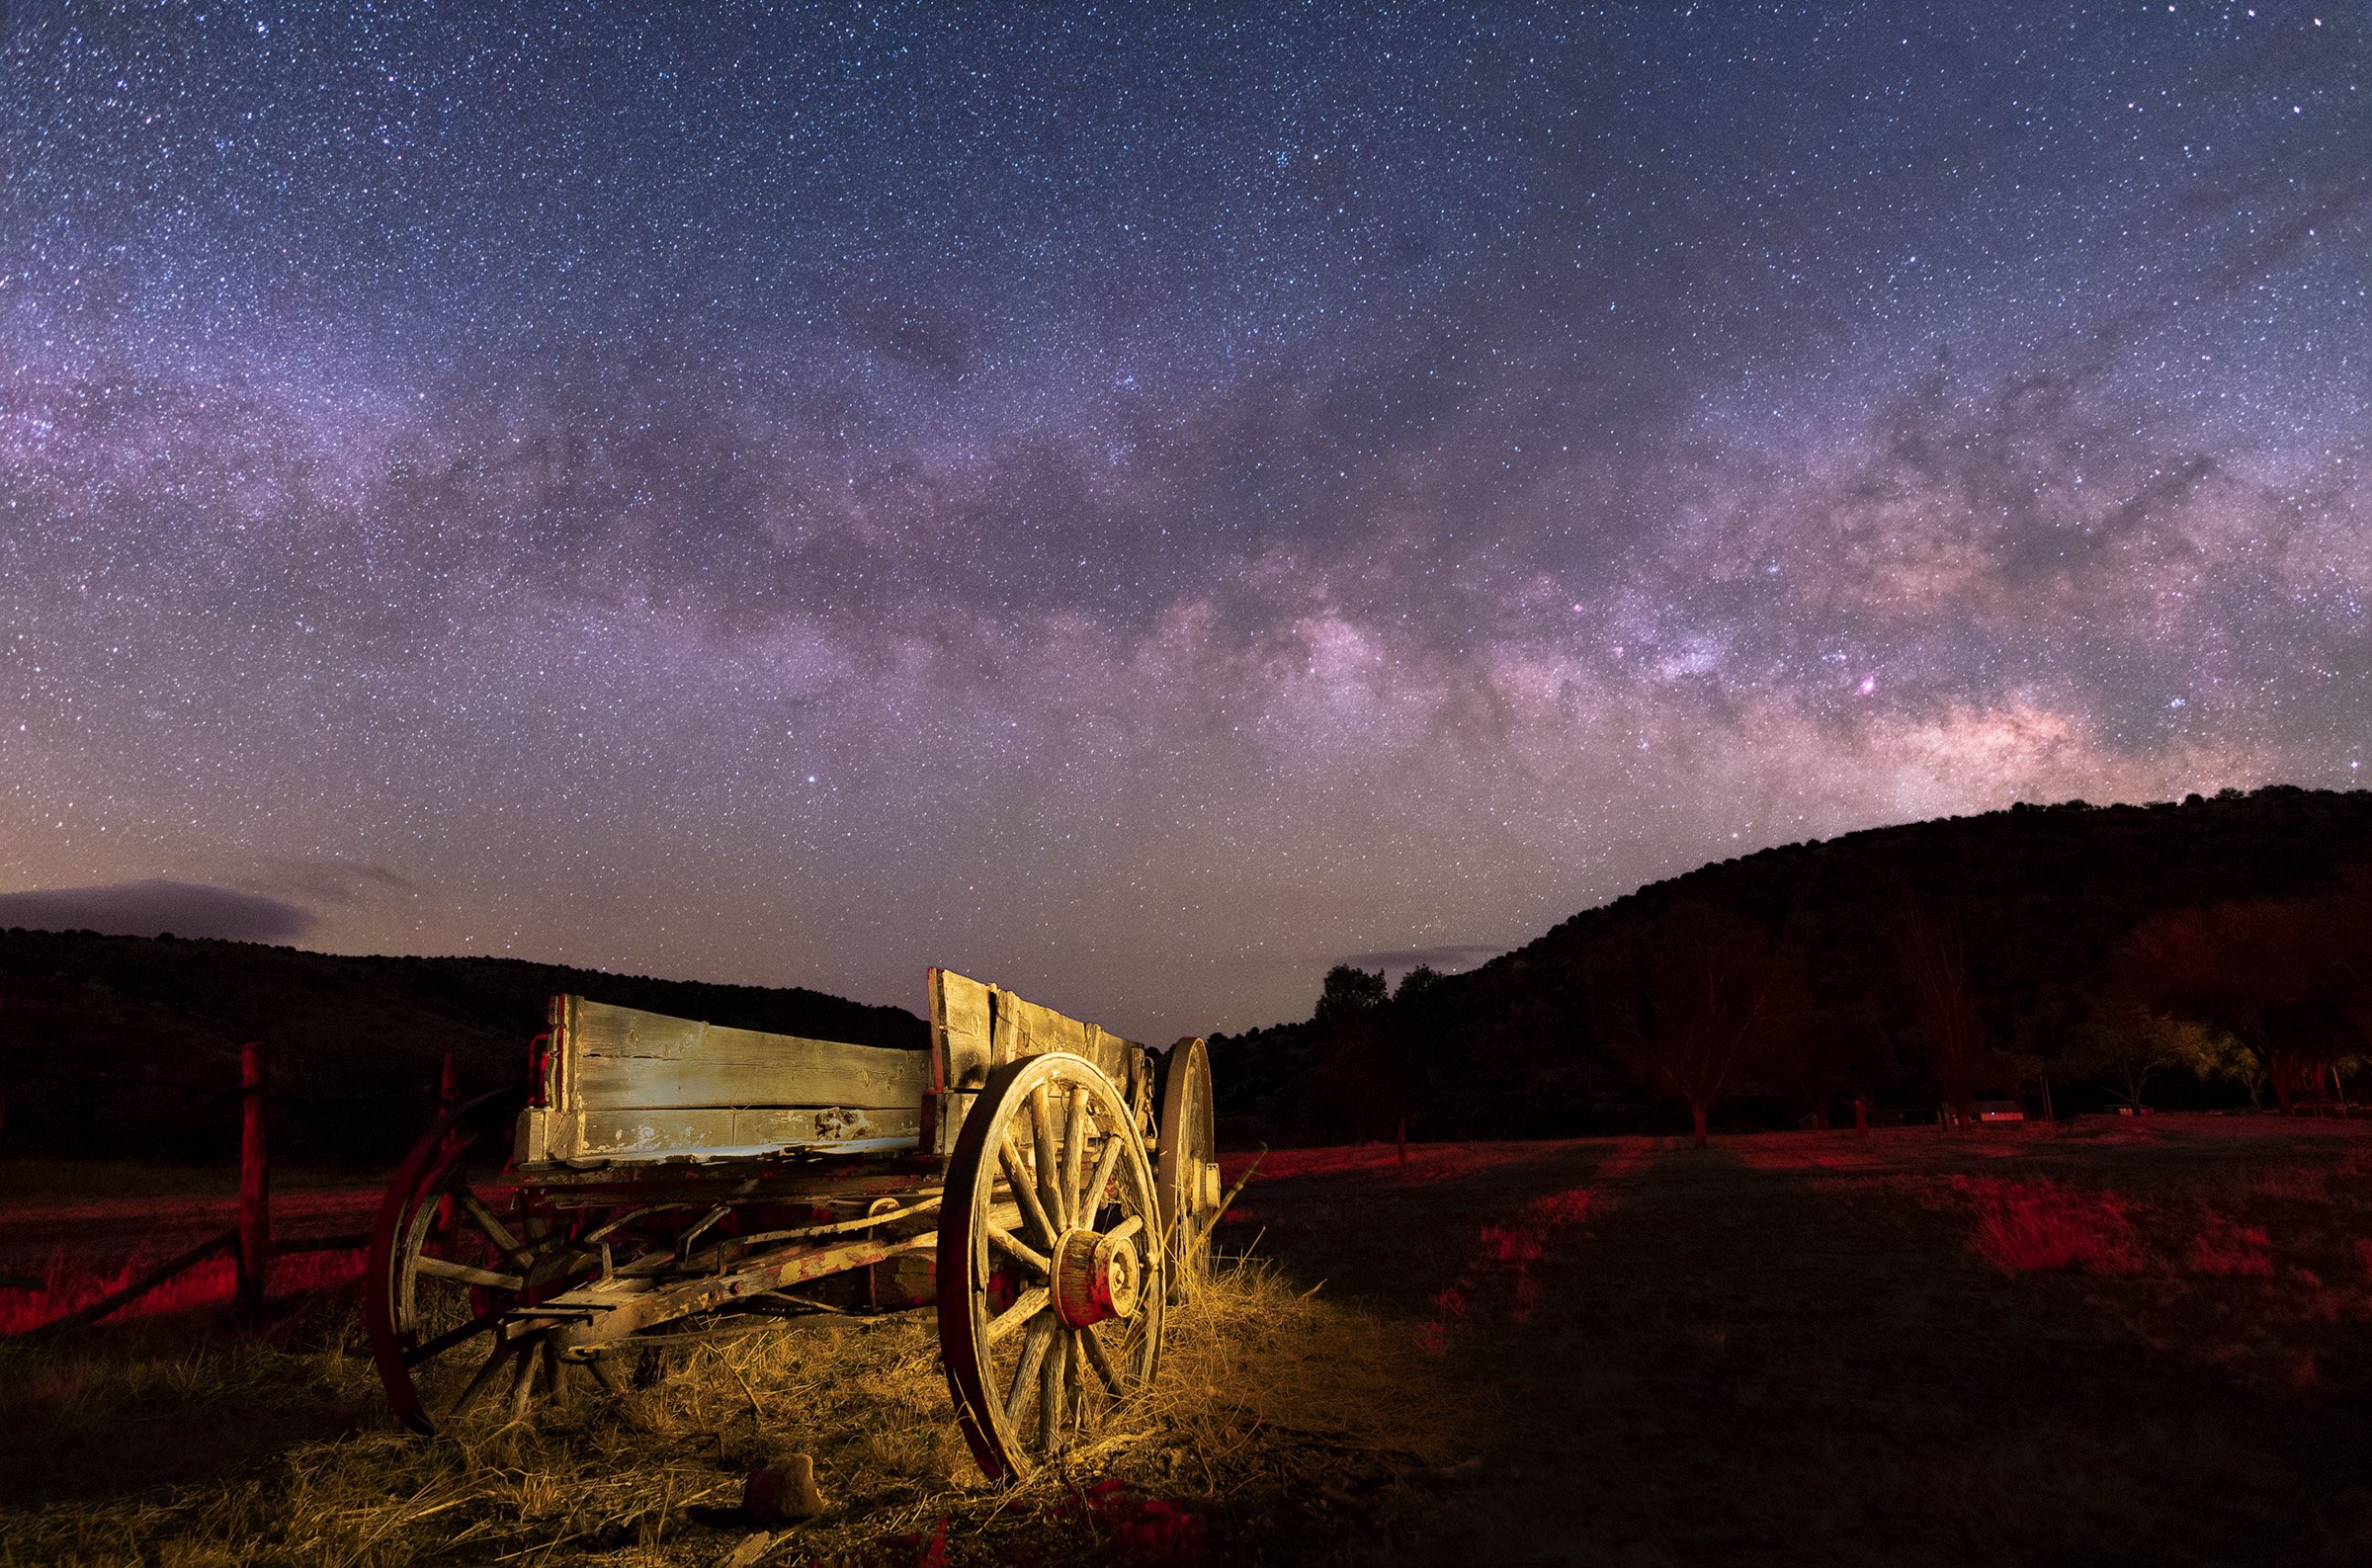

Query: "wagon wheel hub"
left=1051, top=1225, right=1143, bottom=1328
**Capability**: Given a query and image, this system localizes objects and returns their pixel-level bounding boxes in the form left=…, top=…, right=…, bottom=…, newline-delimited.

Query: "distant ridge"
left=0, top=935, right=924, bottom=1167
left=1212, top=785, right=2372, bottom=1144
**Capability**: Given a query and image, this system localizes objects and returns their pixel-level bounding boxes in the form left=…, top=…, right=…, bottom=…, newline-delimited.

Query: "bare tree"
left=1599, top=903, right=1790, bottom=1147
left=1902, top=913, right=1987, bottom=1127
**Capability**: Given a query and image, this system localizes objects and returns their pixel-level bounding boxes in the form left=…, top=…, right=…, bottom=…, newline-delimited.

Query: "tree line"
left=1209, top=787, right=2372, bottom=1146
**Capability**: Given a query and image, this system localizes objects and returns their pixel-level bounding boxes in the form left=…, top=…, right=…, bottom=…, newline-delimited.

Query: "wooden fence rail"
left=5, top=1045, right=458, bottom=1340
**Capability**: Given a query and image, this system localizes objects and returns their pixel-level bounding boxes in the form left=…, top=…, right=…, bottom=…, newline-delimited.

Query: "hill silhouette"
left=1211, top=785, right=2372, bottom=1145
left=0, top=933, right=924, bottom=1168
left=11, top=785, right=2368, bottom=1168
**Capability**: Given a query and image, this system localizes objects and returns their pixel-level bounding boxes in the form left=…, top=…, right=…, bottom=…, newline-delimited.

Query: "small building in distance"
left=1941, top=1101, right=2028, bottom=1128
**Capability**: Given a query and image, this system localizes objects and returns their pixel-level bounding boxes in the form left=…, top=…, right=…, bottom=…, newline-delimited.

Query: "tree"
left=2121, top=899, right=2358, bottom=1113
left=1597, top=903, right=1792, bottom=1147
left=2069, top=1003, right=2225, bottom=1108
left=1375, top=965, right=1449, bottom=1159
left=2321, top=864, right=2372, bottom=1083
left=1313, top=964, right=1387, bottom=1023
left=1901, top=912, right=1990, bottom=1126
left=2204, top=1030, right=2270, bottom=1110
left=1298, top=963, right=1398, bottom=1144
left=1394, top=964, right=1445, bottom=1004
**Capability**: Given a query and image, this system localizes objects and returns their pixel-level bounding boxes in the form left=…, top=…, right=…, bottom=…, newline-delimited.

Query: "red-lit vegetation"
left=2120, top=890, right=2372, bottom=1113
left=1935, top=1175, right=2145, bottom=1274
left=1206, top=1118, right=2372, bottom=1565
left=1248, top=864, right=2372, bottom=1151
left=0, top=1246, right=366, bottom=1338
left=0, top=1176, right=382, bottom=1337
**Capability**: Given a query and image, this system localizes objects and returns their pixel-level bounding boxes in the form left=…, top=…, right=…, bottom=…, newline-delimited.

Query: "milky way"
left=2, top=3, right=2367, bottom=1032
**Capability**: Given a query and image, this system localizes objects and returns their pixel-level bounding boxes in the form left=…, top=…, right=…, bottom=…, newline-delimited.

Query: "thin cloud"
left=0, top=880, right=316, bottom=944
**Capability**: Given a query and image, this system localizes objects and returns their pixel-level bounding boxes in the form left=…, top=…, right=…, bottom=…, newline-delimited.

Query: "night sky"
left=3, top=3, right=2366, bottom=1035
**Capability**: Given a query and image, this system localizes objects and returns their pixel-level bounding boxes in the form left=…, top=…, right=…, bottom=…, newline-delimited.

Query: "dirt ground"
left=5, top=1116, right=2372, bottom=1565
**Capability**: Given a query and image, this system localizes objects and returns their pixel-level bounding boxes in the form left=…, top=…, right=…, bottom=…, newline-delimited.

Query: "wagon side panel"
left=520, top=997, right=931, bottom=1164
left=928, top=967, right=1146, bottom=1154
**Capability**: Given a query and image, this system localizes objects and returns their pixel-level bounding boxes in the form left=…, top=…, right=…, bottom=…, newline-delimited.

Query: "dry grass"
left=0, top=1251, right=1469, bottom=1566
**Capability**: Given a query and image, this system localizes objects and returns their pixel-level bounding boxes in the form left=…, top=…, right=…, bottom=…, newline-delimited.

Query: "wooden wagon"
left=362, top=968, right=1221, bottom=1481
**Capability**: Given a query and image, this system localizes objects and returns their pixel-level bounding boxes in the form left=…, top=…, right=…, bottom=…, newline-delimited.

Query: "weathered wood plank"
left=558, top=997, right=930, bottom=1113
left=517, top=1105, right=923, bottom=1165
left=932, top=968, right=994, bottom=1092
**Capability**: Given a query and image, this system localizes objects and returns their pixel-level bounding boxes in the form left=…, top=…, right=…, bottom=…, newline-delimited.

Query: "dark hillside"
left=0, top=932, right=924, bottom=1168
left=1213, top=786, right=2372, bottom=1144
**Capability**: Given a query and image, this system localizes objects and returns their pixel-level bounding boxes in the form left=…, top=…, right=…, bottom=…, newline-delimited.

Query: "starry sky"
left=2, top=2, right=2367, bottom=1036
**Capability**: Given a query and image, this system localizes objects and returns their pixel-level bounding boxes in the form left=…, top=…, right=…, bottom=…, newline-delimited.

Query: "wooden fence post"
left=236, top=1043, right=270, bottom=1314
left=435, top=1051, right=462, bottom=1231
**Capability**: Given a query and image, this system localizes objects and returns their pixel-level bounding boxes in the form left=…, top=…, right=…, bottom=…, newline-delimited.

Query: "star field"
left=3, top=2, right=2367, bottom=1032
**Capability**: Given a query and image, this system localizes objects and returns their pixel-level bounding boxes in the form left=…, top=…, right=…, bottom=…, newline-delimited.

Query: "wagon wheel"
left=363, top=1088, right=590, bottom=1433
left=937, top=1052, right=1166, bottom=1482
left=1154, top=1037, right=1221, bottom=1292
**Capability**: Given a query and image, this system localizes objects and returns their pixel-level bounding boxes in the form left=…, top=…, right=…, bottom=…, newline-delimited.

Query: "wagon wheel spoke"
left=1059, top=1086, right=1090, bottom=1231
left=451, top=1338, right=522, bottom=1417
left=1105, top=1214, right=1143, bottom=1246
left=987, top=1289, right=1049, bottom=1344
left=413, top=1255, right=525, bottom=1291
left=998, top=1134, right=1059, bottom=1249
left=1079, top=1319, right=1124, bottom=1399
left=404, top=1305, right=511, bottom=1366
left=1064, top=1328, right=1089, bottom=1424
left=452, top=1185, right=535, bottom=1272
left=1081, top=1125, right=1125, bottom=1224
left=1028, top=1087, right=1064, bottom=1231
left=506, top=1338, right=541, bottom=1422
left=986, top=1223, right=1051, bottom=1278
left=1004, top=1315, right=1056, bottom=1430
left=1040, top=1324, right=1068, bottom=1451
